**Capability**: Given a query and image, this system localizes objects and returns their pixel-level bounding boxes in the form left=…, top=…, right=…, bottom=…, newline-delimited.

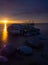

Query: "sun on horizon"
left=4, top=20, right=8, bottom=24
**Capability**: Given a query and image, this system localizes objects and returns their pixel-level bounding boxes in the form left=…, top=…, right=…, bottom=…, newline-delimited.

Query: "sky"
left=0, top=0, right=48, bottom=23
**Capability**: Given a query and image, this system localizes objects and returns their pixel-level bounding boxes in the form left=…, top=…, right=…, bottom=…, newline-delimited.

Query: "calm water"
left=35, top=23, right=48, bottom=36
left=0, top=23, right=48, bottom=46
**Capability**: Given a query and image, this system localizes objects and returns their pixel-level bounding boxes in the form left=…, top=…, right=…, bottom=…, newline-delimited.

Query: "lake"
left=0, top=23, right=48, bottom=65
left=0, top=23, right=48, bottom=48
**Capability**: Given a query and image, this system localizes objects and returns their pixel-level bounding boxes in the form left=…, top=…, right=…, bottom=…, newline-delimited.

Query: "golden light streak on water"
left=2, top=24, right=8, bottom=44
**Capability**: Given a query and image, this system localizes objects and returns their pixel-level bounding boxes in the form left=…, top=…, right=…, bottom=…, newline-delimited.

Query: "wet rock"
left=1, top=43, right=17, bottom=57
left=25, top=36, right=44, bottom=50
left=17, top=46, right=32, bottom=55
left=0, top=56, right=8, bottom=62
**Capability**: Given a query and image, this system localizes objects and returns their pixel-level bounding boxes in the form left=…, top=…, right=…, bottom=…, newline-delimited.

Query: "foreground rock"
left=17, top=46, right=32, bottom=56
left=1, top=43, right=17, bottom=57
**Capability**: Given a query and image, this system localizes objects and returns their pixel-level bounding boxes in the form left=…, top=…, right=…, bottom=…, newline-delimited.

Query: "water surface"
left=0, top=23, right=48, bottom=47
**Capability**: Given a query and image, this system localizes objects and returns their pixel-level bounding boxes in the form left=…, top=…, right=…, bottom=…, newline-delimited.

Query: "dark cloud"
left=0, top=0, right=48, bottom=20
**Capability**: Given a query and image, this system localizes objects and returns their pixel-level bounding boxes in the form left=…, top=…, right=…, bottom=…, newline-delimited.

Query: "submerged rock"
left=7, top=24, right=23, bottom=35
left=17, top=46, right=32, bottom=55
left=0, top=56, right=8, bottom=62
left=25, top=36, right=44, bottom=50
left=1, top=43, right=17, bottom=57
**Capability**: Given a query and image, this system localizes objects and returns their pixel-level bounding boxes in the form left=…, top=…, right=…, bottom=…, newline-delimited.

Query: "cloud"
left=0, top=0, right=48, bottom=20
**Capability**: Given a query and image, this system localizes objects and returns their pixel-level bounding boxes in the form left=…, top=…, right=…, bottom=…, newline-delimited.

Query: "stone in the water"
left=17, top=46, right=32, bottom=55
left=26, top=37, right=40, bottom=45
left=7, top=24, right=23, bottom=35
left=1, top=43, right=17, bottom=57
left=0, top=56, right=8, bottom=62
left=25, top=36, right=44, bottom=50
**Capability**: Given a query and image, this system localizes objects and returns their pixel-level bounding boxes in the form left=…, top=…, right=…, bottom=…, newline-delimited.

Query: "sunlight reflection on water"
left=2, top=24, right=8, bottom=45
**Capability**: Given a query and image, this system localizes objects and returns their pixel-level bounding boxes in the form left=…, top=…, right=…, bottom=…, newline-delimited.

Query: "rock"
left=25, top=36, right=44, bottom=50
left=7, top=24, right=23, bottom=35
left=17, top=46, right=32, bottom=55
left=1, top=43, right=17, bottom=57
left=0, top=56, right=8, bottom=62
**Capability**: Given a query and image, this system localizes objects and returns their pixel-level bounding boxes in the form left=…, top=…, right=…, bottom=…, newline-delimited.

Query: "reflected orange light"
left=2, top=23, right=8, bottom=44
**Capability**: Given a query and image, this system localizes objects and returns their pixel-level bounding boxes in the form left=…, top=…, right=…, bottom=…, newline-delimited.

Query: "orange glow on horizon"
left=4, top=20, right=8, bottom=24
left=0, top=19, right=48, bottom=24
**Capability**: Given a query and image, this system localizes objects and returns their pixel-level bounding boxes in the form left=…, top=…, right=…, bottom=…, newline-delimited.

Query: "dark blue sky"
left=0, top=0, right=48, bottom=22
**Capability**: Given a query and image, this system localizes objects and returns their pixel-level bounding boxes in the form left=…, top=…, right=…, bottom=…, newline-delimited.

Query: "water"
left=0, top=23, right=48, bottom=48
left=0, top=23, right=48, bottom=65
left=35, top=23, right=48, bottom=38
